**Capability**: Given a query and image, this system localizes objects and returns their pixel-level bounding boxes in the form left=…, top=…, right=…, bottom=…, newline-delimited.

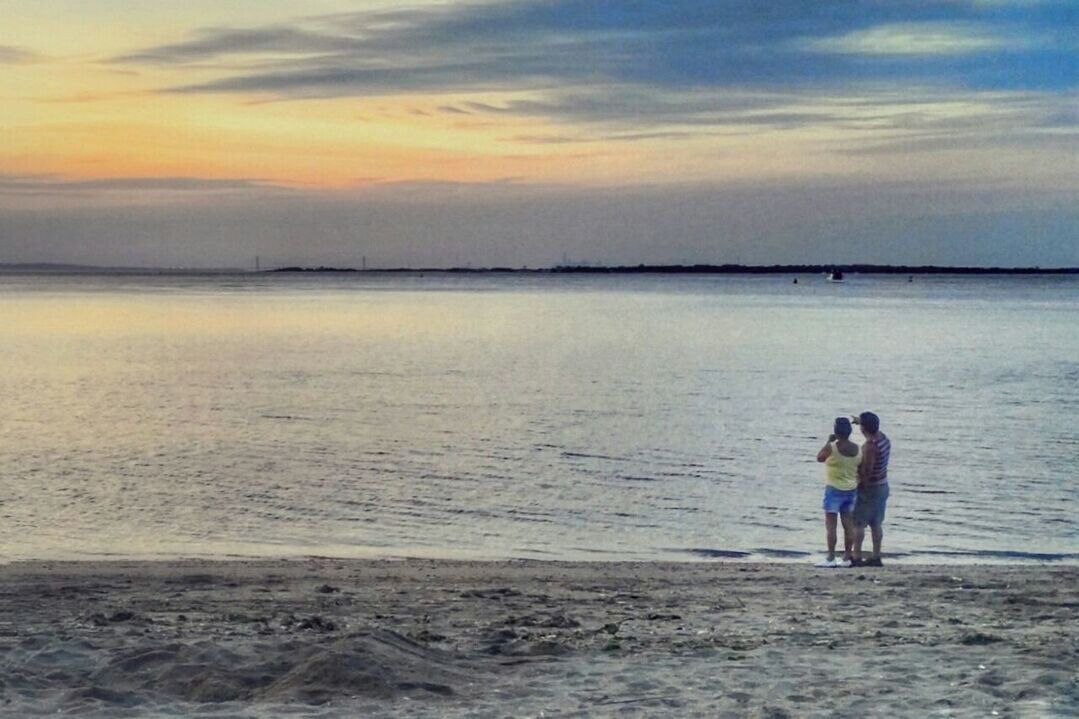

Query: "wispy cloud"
left=99, top=0, right=1077, bottom=158
left=0, top=44, right=42, bottom=64
left=443, top=89, right=836, bottom=128
left=455, top=85, right=1078, bottom=154
left=0, top=174, right=285, bottom=195
left=112, top=26, right=362, bottom=64
left=92, top=0, right=1078, bottom=159
left=31, top=90, right=150, bottom=105
left=804, top=22, right=1031, bottom=56
left=112, top=1, right=1076, bottom=99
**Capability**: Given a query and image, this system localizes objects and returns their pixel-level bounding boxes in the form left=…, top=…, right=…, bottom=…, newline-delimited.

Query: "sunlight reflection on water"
left=1, top=272, right=1076, bottom=563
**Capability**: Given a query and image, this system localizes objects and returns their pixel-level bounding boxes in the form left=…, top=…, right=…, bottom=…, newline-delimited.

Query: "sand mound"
left=56, top=629, right=467, bottom=710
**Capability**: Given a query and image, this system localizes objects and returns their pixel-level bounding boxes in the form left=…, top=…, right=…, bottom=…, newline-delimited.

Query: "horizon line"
left=3, top=262, right=1079, bottom=276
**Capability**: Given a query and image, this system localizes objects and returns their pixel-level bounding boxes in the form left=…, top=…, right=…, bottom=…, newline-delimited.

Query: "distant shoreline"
left=3, top=262, right=1078, bottom=275
left=269, top=263, right=1079, bottom=275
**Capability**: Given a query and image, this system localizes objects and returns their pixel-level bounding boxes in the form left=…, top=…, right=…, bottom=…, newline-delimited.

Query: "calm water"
left=1, top=272, right=1076, bottom=563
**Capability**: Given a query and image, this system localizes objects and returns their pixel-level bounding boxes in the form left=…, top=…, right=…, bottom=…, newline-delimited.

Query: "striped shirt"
left=867, top=433, right=891, bottom=485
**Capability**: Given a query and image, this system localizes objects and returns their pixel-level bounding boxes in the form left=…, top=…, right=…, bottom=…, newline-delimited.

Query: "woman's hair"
left=834, top=416, right=853, bottom=438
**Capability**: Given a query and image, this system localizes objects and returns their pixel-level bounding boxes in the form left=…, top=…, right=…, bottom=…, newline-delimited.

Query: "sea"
left=1, top=271, right=1076, bottom=564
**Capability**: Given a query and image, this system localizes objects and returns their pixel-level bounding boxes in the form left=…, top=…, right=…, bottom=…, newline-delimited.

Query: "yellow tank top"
left=825, top=441, right=860, bottom=491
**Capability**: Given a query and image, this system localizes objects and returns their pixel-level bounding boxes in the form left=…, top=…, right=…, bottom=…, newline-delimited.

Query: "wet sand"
left=0, top=559, right=1075, bottom=717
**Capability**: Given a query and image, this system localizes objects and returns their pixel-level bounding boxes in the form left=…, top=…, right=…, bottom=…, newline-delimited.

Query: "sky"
left=0, top=0, right=1076, bottom=268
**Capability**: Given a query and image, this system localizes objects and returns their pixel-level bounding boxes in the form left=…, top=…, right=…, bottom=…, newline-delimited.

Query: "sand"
left=0, top=559, right=1075, bottom=717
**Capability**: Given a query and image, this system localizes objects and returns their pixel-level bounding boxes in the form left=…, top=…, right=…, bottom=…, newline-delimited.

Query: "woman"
left=814, top=417, right=860, bottom=567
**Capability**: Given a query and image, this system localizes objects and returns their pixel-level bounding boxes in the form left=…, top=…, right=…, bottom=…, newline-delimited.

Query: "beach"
left=0, top=559, right=1074, bottom=717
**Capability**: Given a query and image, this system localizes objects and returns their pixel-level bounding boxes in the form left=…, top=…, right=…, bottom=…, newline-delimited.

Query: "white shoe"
left=814, top=558, right=839, bottom=568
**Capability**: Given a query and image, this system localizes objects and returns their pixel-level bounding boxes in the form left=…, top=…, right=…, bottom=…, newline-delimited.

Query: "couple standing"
left=815, top=411, right=891, bottom=568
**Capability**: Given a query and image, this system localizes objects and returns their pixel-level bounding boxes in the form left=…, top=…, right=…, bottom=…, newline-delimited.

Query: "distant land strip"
left=2, top=263, right=1078, bottom=275
left=269, top=264, right=1079, bottom=275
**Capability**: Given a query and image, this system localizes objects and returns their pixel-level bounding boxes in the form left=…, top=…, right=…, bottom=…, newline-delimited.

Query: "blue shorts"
left=854, top=483, right=889, bottom=527
left=823, top=486, right=857, bottom=514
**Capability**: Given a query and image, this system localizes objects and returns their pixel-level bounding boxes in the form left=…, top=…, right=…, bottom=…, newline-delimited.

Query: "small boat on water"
left=827, top=269, right=845, bottom=282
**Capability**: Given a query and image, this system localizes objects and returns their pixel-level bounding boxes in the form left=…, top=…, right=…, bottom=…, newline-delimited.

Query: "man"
left=851, top=411, right=890, bottom=567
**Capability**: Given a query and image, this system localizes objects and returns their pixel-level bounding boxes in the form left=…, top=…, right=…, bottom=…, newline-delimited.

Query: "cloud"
left=804, top=22, right=1031, bottom=56
left=101, top=0, right=1077, bottom=159
left=0, top=44, right=42, bottom=64
left=0, top=174, right=285, bottom=195
left=461, top=85, right=1077, bottom=156
left=835, top=128, right=1078, bottom=157
left=448, top=89, right=841, bottom=128
left=93, top=0, right=1079, bottom=162
left=112, top=1, right=1076, bottom=101
left=3, top=178, right=1077, bottom=269
left=112, top=26, right=361, bottom=64
left=505, top=130, right=709, bottom=145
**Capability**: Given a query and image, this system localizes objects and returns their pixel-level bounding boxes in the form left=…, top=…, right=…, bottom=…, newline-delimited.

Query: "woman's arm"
left=816, top=435, right=835, bottom=463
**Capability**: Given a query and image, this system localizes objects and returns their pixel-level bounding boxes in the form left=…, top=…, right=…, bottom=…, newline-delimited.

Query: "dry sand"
left=0, top=559, right=1075, bottom=717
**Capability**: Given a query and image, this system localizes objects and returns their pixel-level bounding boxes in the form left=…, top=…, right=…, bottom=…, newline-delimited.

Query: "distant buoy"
left=792, top=278, right=798, bottom=284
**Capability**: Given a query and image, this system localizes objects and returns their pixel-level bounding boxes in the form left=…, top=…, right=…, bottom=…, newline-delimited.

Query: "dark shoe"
left=848, top=558, right=865, bottom=567
left=864, top=557, right=883, bottom=567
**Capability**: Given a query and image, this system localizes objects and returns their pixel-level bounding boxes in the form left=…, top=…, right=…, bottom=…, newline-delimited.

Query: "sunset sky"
left=1, top=0, right=1076, bottom=268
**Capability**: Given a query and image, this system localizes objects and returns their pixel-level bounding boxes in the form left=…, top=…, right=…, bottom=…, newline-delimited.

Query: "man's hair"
left=834, top=417, right=853, bottom=438
left=859, top=411, right=880, bottom=433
